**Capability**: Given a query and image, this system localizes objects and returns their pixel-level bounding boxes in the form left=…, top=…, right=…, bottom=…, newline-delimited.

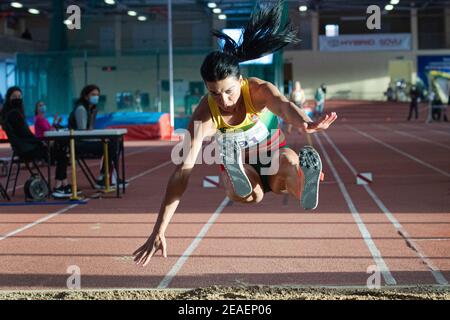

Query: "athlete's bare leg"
left=267, top=147, right=302, bottom=200
left=221, top=164, right=265, bottom=203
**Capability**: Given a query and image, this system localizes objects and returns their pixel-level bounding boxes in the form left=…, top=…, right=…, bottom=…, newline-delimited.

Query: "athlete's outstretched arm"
left=253, top=80, right=337, bottom=133
left=133, top=99, right=216, bottom=266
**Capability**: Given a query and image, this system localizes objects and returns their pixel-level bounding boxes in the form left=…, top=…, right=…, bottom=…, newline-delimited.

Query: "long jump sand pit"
left=0, top=285, right=449, bottom=300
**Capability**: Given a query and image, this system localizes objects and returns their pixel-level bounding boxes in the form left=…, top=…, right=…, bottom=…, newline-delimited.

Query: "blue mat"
left=95, top=112, right=167, bottom=129
left=29, top=112, right=170, bottom=129
left=29, top=112, right=191, bottom=130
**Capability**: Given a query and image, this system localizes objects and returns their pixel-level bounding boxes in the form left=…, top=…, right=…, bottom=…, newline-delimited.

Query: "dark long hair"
left=75, top=84, right=100, bottom=110
left=201, top=0, right=299, bottom=82
left=1, top=86, right=24, bottom=118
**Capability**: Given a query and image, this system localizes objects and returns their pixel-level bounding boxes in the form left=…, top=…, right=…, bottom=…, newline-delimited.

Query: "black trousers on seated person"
left=22, top=142, right=68, bottom=181
left=75, top=140, right=118, bottom=175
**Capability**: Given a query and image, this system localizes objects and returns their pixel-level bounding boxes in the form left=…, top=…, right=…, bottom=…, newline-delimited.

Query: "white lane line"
left=128, top=161, right=172, bottom=182
left=158, top=197, right=230, bottom=289
left=373, top=124, right=450, bottom=151
left=322, top=132, right=448, bottom=285
left=314, top=134, right=397, bottom=285
left=433, top=123, right=450, bottom=129
left=0, top=204, right=80, bottom=241
left=5, top=146, right=157, bottom=194
left=399, top=124, right=450, bottom=136
left=0, top=160, right=172, bottom=241
left=347, top=125, right=450, bottom=178
left=414, top=239, right=450, bottom=242
left=374, top=174, right=444, bottom=179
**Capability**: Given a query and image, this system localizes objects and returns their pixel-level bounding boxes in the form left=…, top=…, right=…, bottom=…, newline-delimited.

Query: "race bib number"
left=217, top=120, right=269, bottom=149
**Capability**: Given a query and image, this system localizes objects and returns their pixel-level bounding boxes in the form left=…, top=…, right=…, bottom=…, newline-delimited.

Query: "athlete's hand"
left=133, top=232, right=167, bottom=266
left=303, top=112, right=337, bottom=133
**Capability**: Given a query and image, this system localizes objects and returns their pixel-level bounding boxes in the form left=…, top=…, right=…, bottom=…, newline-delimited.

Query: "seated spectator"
left=68, top=84, right=127, bottom=189
left=34, top=101, right=63, bottom=138
left=1, top=87, right=72, bottom=198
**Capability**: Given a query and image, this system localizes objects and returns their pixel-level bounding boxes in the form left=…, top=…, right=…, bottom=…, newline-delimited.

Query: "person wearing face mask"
left=68, top=84, right=126, bottom=190
left=34, top=101, right=63, bottom=139
left=314, top=83, right=326, bottom=119
left=1, top=87, right=72, bottom=198
left=69, top=84, right=100, bottom=131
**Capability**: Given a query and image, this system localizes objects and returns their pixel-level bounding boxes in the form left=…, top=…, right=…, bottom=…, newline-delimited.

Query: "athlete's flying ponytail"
left=201, top=0, right=299, bottom=82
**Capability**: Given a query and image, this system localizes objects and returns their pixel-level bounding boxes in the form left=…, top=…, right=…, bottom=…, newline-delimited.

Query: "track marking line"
left=127, top=161, right=172, bottom=182
left=314, top=134, right=397, bottom=285
left=0, top=204, right=80, bottom=241
left=347, top=125, right=450, bottom=178
left=322, top=132, right=448, bottom=285
left=158, top=196, right=230, bottom=289
left=399, top=123, right=450, bottom=136
left=373, top=124, right=450, bottom=151
left=0, top=160, right=172, bottom=241
left=414, top=238, right=450, bottom=242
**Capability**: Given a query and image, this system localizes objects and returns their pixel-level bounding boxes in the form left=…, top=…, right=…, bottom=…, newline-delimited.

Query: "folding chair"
left=5, top=150, right=49, bottom=197
left=74, top=139, right=122, bottom=191
left=0, top=181, right=9, bottom=200
left=76, top=156, right=98, bottom=189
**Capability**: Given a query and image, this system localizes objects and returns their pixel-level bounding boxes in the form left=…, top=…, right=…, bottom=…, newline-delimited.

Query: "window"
left=325, top=24, right=339, bottom=37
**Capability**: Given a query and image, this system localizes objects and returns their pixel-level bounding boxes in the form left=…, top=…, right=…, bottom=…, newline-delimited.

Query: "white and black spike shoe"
left=220, top=139, right=253, bottom=198
left=299, top=145, right=323, bottom=210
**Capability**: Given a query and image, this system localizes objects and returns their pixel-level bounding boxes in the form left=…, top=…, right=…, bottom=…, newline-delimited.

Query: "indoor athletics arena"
left=0, top=0, right=449, bottom=305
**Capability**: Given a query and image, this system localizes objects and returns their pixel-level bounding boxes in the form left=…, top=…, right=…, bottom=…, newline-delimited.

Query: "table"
left=44, top=129, right=127, bottom=199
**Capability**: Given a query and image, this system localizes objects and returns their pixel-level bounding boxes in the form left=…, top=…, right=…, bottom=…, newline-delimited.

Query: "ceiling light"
left=212, top=8, right=221, bottom=14
left=385, top=4, right=394, bottom=11
left=137, top=16, right=147, bottom=21
left=104, top=0, right=116, bottom=4
left=128, top=10, right=137, bottom=16
left=28, top=8, right=40, bottom=15
left=299, top=5, right=308, bottom=12
left=390, top=0, right=400, bottom=4
left=207, top=2, right=217, bottom=8
left=63, top=19, right=72, bottom=25
left=10, top=2, right=23, bottom=8
left=218, top=14, right=226, bottom=20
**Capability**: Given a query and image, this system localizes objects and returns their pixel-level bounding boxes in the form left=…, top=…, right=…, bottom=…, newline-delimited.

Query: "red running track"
left=0, top=101, right=448, bottom=290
